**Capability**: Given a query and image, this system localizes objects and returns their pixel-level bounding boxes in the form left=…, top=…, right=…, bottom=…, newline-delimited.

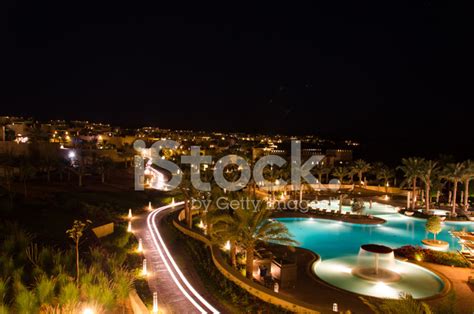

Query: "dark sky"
left=1, top=2, right=472, bottom=161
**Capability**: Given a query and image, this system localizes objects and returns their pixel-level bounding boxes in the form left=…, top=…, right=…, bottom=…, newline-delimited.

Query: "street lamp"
left=137, top=238, right=143, bottom=253
left=142, top=258, right=148, bottom=276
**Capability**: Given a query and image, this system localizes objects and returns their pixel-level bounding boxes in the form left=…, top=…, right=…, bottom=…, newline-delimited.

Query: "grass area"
left=0, top=181, right=164, bottom=246
left=162, top=214, right=292, bottom=314
left=0, top=179, right=166, bottom=310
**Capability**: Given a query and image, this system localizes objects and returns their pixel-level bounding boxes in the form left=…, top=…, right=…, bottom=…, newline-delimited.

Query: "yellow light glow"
left=142, top=258, right=148, bottom=276
left=137, top=238, right=143, bottom=253
left=83, top=308, right=94, bottom=314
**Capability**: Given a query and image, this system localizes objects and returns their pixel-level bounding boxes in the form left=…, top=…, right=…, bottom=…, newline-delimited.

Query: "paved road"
left=134, top=202, right=219, bottom=314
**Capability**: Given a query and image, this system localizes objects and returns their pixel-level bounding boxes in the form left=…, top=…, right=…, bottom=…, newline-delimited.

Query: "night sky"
left=1, top=2, right=472, bottom=161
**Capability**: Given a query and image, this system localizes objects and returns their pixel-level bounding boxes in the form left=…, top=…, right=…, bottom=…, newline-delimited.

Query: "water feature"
left=352, top=244, right=400, bottom=282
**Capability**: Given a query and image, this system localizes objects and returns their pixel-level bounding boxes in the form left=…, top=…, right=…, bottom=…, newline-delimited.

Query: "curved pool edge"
left=308, top=256, right=452, bottom=301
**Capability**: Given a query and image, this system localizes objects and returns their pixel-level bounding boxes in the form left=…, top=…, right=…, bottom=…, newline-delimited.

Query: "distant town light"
left=68, top=151, right=76, bottom=159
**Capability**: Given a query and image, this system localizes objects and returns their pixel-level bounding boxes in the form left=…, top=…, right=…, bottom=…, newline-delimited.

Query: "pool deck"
left=422, top=262, right=474, bottom=314
left=276, top=247, right=371, bottom=314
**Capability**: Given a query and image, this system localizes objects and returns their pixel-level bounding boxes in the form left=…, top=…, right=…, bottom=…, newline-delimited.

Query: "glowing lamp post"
left=142, top=258, right=148, bottom=276
left=148, top=201, right=152, bottom=211
left=137, top=238, right=143, bottom=253
left=128, top=208, right=132, bottom=219
left=152, top=292, right=159, bottom=313
left=223, top=240, right=231, bottom=251
left=171, top=197, right=175, bottom=206
left=83, top=308, right=94, bottom=314
left=127, top=221, right=132, bottom=233
left=274, top=282, right=279, bottom=293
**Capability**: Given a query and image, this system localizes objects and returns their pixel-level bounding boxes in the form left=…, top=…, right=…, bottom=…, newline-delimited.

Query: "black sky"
left=1, top=2, right=473, bottom=161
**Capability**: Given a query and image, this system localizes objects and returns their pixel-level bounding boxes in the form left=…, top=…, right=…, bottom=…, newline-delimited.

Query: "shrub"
left=395, top=245, right=471, bottom=268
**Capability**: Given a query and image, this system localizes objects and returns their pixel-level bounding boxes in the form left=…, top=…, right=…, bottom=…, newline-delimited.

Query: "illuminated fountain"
left=313, top=248, right=445, bottom=299
left=352, top=244, right=401, bottom=282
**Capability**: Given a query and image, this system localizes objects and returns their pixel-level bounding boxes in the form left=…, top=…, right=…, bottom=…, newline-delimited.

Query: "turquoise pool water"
left=277, top=205, right=474, bottom=259
left=276, top=202, right=473, bottom=298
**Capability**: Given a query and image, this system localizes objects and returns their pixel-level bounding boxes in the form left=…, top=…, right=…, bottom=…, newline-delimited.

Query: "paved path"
left=424, top=262, right=474, bottom=314
left=133, top=202, right=219, bottom=314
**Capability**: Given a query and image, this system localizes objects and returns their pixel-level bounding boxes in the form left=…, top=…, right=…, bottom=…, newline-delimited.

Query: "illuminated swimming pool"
left=276, top=202, right=474, bottom=298
left=277, top=205, right=473, bottom=259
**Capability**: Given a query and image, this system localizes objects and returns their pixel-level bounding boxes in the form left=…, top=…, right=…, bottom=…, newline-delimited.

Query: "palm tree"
left=398, top=157, right=425, bottom=210
left=419, top=160, right=439, bottom=212
left=263, top=164, right=286, bottom=200
left=66, top=220, right=92, bottom=283
left=121, top=143, right=135, bottom=168
left=461, top=160, right=474, bottom=209
left=312, top=164, right=325, bottom=185
left=375, top=166, right=395, bottom=193
left=352, top=159, right=371, bottom=185
left=360, top=294, right=433, bottom=314
left=442, top=163, right=464, bottom=214
left=323, top=164, right=332, bottom=183
left=348, top=167, right=357, bottom=184
left=211, top=201, right=297, bottom=279
left=332, top=166, right=348, bottom=184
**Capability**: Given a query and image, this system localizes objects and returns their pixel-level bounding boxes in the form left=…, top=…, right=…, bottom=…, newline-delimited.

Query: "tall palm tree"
left=323, top=164, right=332, bottom=183
left=352, top=159, right=371, bottom=185
left=263, top=164, right=286, bottom=200
left=375, top=166, right=395, bottom=193
left=419, top=160, right=439, bottom=212
left=312, top=164, right=325, bottom=185
left=461, top=160, right=474, bottom=209
left=332, top=166, right=348, bottom=184
left=398, top=157, right=425, bottom=210
left=211, top=202, right=297, bottom=279
left=442, top=163, right=464, bottom=214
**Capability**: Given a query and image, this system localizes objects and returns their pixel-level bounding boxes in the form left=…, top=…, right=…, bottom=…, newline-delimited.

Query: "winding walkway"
left=133, top=202, right=219, bottom=314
